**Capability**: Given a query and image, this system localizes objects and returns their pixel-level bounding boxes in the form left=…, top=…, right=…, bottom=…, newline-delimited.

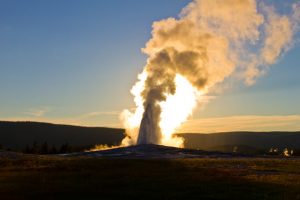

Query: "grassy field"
left=0, top=155, right=300, bottom=200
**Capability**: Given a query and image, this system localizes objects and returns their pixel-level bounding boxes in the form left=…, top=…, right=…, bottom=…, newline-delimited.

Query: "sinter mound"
left=77, top=144, right=245, bottom=159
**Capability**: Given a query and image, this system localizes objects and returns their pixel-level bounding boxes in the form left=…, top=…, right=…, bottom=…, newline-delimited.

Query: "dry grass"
left=0, top=155, right=299, bottom=199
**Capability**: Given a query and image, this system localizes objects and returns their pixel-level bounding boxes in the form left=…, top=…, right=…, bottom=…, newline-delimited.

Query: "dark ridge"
left=177, top=132, right=300, bottom=150
left=1, top=121, right=300, bottom=154
left=0, top=121, right=125, bottom=150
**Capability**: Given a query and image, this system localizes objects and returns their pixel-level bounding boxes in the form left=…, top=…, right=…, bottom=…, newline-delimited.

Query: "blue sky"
left=0, top=0, right=299, bottom=131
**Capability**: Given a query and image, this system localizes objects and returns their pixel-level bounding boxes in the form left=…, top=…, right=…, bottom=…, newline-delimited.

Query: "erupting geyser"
left=121, top=0, right=300, bottom=147
left=137, top=104, right=157, bottom=144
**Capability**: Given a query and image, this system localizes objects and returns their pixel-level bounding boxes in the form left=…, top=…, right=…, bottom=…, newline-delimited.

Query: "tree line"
left=22, top=141, right=89, bottom=154
left=0, top=142, right=102, bottom=154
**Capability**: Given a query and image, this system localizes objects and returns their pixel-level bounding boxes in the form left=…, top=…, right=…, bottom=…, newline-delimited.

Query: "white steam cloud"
left=121, top=0, right=300, bottom=147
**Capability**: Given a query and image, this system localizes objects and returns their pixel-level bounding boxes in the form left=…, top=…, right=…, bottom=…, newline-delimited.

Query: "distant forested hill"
left=177, top=132, right=300, bottom=152
left=0, top=121, right=124, bottom=150
left=1, top=121, right=300, bottom=153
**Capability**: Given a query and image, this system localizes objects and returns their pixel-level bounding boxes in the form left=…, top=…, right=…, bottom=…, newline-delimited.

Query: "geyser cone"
left=137, top=104, right=160, bottom=144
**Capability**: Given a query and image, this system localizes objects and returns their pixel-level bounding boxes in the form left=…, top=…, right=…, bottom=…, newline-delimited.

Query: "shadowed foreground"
left=0, top=152, right=300, bottom=200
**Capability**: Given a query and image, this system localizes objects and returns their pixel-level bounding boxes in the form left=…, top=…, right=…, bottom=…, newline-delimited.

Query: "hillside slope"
left=0, top=121, right=124, bottom=150
left=177, top=132, right=300, bottom=150
left=1, top=121, right=300, bottom=153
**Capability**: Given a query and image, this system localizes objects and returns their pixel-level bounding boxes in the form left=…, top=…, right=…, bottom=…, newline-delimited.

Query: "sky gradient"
left=0, top=0, right=300, bottom=132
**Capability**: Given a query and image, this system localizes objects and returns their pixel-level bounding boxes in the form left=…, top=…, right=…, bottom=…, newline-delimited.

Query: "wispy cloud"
left=178, top=115, right=300, bottom=133
left=24, top=107, right=50, bottom=117
left=1, top=110, right=123, bottom=128
left=76, top=111, right=122, bottom=127
left=83, top=111, right=120, bottom=117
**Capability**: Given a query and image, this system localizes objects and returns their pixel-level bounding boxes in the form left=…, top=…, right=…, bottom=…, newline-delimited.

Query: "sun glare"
left=159, top=74, right=200, bottom=146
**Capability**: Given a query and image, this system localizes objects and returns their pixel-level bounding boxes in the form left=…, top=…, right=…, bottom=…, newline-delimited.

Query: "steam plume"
left=121, top=0, right=300, bottom=147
